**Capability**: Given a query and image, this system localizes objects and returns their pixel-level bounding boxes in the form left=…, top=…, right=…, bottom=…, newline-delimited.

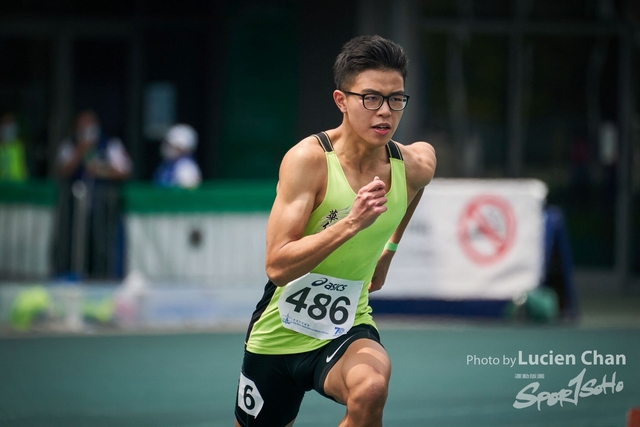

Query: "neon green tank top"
left=245, top=133, right=407, bottom=354
left=0, top=140, right=28, bottom=181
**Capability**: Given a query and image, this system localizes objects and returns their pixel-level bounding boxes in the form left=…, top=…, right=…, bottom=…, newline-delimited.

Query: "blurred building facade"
left=0, top=0, right=639, bottom=291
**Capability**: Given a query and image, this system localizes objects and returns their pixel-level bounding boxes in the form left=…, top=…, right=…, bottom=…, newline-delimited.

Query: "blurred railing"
left=0, top=180, right=125, bottom=281
left=53, top=180, right=125, bottom=280
left=1, top=180, right=277, bottom=284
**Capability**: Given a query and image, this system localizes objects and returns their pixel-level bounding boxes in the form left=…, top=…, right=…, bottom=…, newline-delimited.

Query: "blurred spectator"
left=57, top=110, right=131, bottom=182
left=153, top=124, right=202, bottom=189
left=53, top=110, right=132, bottom=280
left=0, top=112, right=28, bottom=181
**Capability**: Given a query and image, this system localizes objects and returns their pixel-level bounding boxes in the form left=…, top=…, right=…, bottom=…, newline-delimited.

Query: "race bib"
left=278, top=273, right=362, bottom=340
left=237, top=373, right=264, bottom=418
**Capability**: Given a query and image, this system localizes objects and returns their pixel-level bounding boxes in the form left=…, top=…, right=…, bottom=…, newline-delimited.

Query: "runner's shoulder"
left=281, top=135, right=326, bottom=170
left=278, top=135, right=328, bottom=192
left=397, top=141, right=436, bottom=188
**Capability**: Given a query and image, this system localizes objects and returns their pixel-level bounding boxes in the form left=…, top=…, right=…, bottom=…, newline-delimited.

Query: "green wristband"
left=385, top=241, right=398, bottom=252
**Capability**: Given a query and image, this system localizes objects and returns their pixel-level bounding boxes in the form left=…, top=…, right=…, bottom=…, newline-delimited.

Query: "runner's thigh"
left=235, top=351, right=305, bottom=427
left=321, top=333, right=390, bottom=404
left=313, top=324, right=385, bottom=401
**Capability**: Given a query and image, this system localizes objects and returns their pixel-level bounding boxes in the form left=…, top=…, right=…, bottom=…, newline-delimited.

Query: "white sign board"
left=126, top=213, right=268, bottom=287
left=375, top=179, right=548, bottom=300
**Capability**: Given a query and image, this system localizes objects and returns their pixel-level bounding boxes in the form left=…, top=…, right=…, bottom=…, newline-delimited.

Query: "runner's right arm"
left=265, top=138, right=387, bottom=287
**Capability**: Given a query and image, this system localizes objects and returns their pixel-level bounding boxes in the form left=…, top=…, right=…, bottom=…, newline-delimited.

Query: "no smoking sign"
left=457, top=195, right=516, bottom=265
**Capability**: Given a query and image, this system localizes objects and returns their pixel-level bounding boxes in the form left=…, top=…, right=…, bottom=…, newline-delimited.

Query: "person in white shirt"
left=153, top=124, right=202, bottom=189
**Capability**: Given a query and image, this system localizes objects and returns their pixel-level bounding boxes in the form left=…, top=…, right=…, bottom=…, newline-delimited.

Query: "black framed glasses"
left=343, top=91, right=410, bottom=111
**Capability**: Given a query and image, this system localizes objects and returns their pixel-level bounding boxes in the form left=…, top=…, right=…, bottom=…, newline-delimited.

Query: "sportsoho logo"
left=513, top=368, right=624, bottom=410
left=511, top=350, right=626, bottom=411
left=467, top=350, right=627, bottom=411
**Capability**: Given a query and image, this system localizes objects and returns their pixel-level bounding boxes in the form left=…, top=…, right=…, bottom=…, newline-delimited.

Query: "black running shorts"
left=234, top=324, right=381, bottom=427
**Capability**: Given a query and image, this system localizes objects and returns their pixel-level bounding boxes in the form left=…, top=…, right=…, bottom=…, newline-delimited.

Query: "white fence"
left=126, top=213, right=268, bottom=287
left=0, top=204, right=54, bottom=279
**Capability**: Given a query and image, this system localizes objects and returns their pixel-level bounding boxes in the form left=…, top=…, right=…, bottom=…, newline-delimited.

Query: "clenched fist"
left=348, top=176, right=387, bottom=232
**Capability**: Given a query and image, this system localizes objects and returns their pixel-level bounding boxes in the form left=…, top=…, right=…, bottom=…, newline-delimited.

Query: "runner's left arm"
left=368, top=142, right=436, bottom=292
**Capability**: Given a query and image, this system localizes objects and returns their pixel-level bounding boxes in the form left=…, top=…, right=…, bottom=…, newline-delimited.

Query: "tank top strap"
left=312, top=132, right=333, bottom=153
left=313, top=132, right=403, bottom=163
left=386, top=140, right=403, bottom=161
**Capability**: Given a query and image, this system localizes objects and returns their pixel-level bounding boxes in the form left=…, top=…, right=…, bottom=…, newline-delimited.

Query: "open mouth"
left=373, top=124, right=391, bottom=131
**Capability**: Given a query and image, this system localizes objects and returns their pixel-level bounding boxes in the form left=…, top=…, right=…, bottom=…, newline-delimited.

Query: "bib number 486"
left=285, top=287, right=350, bottom=325
left=278, top=273, right=361, bottom=339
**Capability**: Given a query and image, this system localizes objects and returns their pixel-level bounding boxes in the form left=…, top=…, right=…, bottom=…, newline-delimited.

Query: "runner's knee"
left=348, top=372, right=388, bottom=412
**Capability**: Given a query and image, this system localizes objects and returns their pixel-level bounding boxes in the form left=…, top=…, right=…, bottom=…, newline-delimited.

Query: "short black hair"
left=333, top=35, right=408, bottom=91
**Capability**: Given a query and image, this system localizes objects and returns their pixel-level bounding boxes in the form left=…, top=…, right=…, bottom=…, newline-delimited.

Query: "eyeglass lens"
left=363, top=94, right=407, bottom=111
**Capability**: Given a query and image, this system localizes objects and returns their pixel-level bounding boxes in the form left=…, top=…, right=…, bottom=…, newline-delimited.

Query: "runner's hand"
left=349, top=176, right=387, bottom=231
left=369, top=250, right=393, bottom=292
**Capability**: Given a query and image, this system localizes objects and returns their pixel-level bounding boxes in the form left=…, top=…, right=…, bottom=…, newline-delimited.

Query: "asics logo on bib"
left=311, top=278, right=327, bottom=286
left=311, top=277, right=348, bottom=292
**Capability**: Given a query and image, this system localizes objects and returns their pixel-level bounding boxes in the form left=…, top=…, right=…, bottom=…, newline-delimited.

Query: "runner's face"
left=336, top=69, right=405, bottom=145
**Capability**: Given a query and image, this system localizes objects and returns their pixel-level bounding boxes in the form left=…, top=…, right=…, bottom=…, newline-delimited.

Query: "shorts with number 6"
left=234, top=324, right=381, bottom=427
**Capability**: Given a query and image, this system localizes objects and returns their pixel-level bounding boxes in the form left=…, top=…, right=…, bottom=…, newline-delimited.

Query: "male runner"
left=235, top=35, right=436, bottom=427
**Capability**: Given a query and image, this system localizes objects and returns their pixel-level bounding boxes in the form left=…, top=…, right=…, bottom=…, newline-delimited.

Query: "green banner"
left=122, top=180, right=277, bottom=214
left=0, top=180, right=57, bottom=206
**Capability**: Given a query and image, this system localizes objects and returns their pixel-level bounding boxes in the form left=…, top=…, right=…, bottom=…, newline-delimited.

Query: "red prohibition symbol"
left=457, top=195, right=516, bottom=265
